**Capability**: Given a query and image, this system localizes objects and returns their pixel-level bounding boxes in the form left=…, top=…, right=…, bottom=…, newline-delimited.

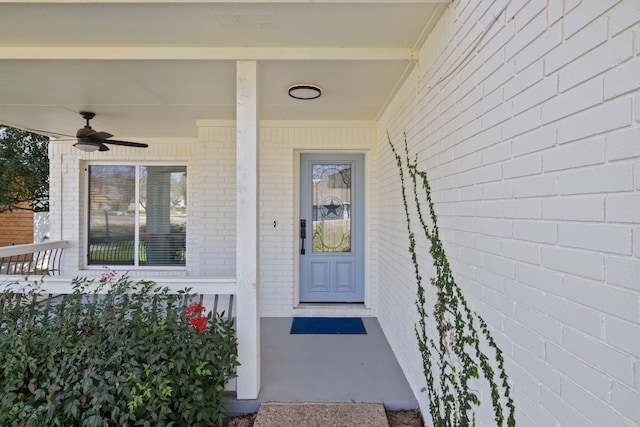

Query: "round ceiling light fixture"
left=288, top=83, right=322, bottom=100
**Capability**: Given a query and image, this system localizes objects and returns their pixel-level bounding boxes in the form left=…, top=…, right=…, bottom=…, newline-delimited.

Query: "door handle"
left=300, top=219, right=306, bottom=255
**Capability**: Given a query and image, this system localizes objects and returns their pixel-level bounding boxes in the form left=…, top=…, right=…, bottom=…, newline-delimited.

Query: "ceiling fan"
left=71, top=111, right=149, bottom=152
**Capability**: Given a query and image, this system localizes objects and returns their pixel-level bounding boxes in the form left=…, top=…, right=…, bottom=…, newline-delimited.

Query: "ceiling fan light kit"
left=288, top=84, right=322, bottom=100
left=73, top=140, right=101, bottom=152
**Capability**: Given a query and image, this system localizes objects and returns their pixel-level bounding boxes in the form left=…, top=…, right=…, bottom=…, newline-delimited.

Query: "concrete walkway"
left=226, top=317, right=417, bottom=416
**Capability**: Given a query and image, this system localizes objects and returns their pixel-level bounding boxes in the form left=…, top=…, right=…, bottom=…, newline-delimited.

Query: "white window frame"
left=83, top=161, right=188, bottom=270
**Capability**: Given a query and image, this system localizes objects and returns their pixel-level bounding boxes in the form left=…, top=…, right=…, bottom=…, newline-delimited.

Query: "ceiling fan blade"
left=20, top=112, right=146, bottom=151
left=102, top=139, right=149, bottom=148
left=85, top=131, right=113, bottom=140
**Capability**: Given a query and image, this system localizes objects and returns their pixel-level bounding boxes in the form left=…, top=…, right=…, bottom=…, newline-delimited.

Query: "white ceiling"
left=0, top=1, right=448, bottom=139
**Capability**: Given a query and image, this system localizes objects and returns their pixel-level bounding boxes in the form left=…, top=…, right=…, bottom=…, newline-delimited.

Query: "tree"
left=0, top=125, right=49, bottom=213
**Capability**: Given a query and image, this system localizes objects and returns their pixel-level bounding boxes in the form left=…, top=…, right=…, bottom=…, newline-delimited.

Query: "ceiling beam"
left=0, top=46, right=417, bottom=61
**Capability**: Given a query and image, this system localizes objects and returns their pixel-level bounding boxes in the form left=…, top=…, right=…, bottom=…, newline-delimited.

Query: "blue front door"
left=299, top=153, right=364, bottom=303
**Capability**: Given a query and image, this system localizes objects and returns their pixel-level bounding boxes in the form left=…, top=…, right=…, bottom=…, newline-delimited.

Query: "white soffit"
left=0, top=1, right=449, bottom=138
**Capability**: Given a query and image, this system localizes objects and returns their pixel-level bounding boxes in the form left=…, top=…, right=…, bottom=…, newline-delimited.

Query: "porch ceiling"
left=0, top=0, right=448, bottom=139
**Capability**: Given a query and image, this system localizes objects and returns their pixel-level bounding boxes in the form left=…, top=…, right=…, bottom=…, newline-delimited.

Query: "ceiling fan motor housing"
left=76, top=128, right=94, bottom=138
left=80, top=111, right=95, bottom=121
left=77, top=111, right=96, bottom=138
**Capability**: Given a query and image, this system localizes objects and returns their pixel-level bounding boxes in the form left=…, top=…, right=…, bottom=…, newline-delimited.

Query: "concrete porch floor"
left=226, top=317, right=418, bottom=416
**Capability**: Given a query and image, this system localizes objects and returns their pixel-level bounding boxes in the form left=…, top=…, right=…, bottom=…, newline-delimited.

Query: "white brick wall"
left=46, top=0, right=639, bottom=423
left=51, top=121, right=378, bottom=318
left=258, top=122, right=378, bottom=317
left=194, top=125, right=237, bottom=277
left=378, top=0, right=640, bottom=425
left=51, top=138, right=201, bottom=279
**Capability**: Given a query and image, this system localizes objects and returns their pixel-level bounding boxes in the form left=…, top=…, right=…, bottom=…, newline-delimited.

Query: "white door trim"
left=292, top=150, right=372, bottom=314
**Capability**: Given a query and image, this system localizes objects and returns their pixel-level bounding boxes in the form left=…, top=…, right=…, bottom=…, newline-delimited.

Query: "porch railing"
left=2, top=278, right=237, bottom=392
left=1, top=276, right=236, bottom=318
left=0, top=244, right=246, bottom=394
left=2, top=290, right=235, bottom=323
left=0, top=240, right=70, bottom=276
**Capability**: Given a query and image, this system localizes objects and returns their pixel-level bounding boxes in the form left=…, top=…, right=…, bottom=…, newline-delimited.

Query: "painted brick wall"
left=378, top=1, right=640, bottom=425
left=195, top=121, right=379, bottom=316
left=50, top=122, right=378, bottom=316
left=195, top=125, right=237, bottom=277
left=258, top=122, right=378, bottom=317
left=51, top=138, right=200, bottom=278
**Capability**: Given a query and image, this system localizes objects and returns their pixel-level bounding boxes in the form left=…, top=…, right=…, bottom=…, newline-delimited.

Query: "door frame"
left=293, top=150, right=370, bottom=308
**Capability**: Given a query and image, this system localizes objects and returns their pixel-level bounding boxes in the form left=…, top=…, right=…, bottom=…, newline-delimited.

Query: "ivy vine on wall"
left=389, top=133, right=515, bottom=427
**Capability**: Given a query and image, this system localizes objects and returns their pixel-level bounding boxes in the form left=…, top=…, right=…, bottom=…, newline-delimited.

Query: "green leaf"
left=1, top=275, right=238, bottom=426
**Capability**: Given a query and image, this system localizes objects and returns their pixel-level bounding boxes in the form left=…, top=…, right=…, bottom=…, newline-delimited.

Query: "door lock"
left=300, top=219, right=306, bottom=255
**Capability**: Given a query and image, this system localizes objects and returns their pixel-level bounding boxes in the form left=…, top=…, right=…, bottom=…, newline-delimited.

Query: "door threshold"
left=293, top=303, right=372, bottom=317
left=298, top=302, right=365, bottom=305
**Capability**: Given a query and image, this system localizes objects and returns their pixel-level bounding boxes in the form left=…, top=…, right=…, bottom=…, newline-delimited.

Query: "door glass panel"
left=311, top=163, right=351, bottom=253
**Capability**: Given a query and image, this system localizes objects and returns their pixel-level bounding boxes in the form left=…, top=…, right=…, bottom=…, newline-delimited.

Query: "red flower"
left=184, top=302, right=207, bottom=333
left=100, top=267, right=118, bottom=284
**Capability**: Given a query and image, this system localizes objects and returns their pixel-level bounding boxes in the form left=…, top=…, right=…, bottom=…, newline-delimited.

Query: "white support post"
left=235, top=60, right=260, bottom=399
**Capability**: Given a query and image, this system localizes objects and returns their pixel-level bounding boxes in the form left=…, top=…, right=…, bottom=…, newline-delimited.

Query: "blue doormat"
left=290, top=317, right=367, bottom=335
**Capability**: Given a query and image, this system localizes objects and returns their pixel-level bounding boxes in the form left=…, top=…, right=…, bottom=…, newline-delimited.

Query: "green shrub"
left=0, top=273, right=238, bottom=427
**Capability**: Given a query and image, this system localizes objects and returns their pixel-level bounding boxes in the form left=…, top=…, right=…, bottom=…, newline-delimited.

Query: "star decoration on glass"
left=321, top=198, right=343, bottom=219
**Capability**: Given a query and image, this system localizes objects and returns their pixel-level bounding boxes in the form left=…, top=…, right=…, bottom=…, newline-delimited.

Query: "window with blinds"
left=87, top=164, right=187, bottom=267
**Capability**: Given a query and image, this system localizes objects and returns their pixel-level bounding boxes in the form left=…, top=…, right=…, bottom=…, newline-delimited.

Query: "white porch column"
left=235, top=60, right=260, bottom=399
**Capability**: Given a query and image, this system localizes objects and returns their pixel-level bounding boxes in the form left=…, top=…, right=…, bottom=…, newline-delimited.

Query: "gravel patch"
left=226, top=404, right=424, bottom=427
